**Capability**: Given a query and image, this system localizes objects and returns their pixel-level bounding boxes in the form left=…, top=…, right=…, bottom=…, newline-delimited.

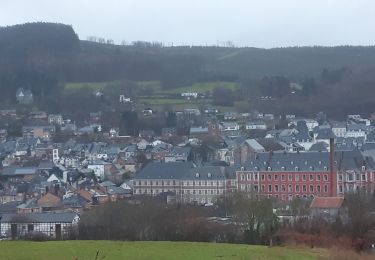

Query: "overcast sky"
left=1, top=0, right=374, bottom=48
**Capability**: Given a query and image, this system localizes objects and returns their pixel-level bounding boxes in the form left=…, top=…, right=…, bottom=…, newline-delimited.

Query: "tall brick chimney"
left=329, top=138, right=337, bottom=197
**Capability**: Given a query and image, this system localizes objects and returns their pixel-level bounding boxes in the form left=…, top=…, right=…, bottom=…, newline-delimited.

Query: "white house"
left=245, top=121, right=267, bottom=130
left=119, top=95, right=131, bottom=103
left=331, top=122, right=347, bottom=138
left=181, top=92, right=198, bottom=99
left=87, top=160, right=112, bottom=179
left=222, top=122, right=240, bottom=131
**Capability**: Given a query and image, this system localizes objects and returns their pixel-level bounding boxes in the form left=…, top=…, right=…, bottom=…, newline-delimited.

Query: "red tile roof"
left=310, top=197, right=344, bottom=209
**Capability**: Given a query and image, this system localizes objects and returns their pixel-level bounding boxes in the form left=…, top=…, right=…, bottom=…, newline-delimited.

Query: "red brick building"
left=235, top=150, right=375, bottom=200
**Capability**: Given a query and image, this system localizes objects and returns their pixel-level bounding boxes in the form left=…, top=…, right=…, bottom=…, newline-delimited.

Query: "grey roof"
left=107, top=186, right=130, bottom=195
left=134, top=162, right=227, bottom=180
left=309, top=142, right=328, bottom=152
left=0, top=213, right=78, bottom=223
left=240, top=150, right=374, bottom=172
left=190, top=126, right=209, bottom=134
left=245, top=139, right=265, bottom=152
left=316, top=129, right=336, bottom=140
left=1, top=167, right=38, bottom=176
left=166, top=147, right=191, bottom=157
left=99, top=181, right=116, bottom=187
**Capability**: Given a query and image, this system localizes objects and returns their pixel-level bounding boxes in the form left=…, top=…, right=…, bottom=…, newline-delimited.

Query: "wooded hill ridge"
left=1, top=22, right=375, bottom=117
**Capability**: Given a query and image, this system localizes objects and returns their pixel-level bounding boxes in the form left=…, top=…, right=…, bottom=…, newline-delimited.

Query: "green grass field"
left=0, top=241, right=327, bottom=260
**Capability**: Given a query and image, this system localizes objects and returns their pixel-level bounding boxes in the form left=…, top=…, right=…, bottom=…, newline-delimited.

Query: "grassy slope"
left=0, top=241, right=326, bottom=260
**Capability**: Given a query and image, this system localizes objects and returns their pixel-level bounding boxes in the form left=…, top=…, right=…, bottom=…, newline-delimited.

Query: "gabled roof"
left=134, top=162, right=227, bottom=180
left=310, top=197, right=344, bottom=209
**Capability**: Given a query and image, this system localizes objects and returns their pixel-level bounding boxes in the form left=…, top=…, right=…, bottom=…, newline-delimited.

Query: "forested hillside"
left=1, top=22, right=375, bottom=117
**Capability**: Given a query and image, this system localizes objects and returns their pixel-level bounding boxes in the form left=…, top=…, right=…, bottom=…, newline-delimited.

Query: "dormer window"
left=319, top=161, right=322, bottom=165
left=195, top=173, right=200, bottom=178
left=254, top=166, right=258, bottom=171
left=324, top=166, right=328, bottom=171
left=267, top=167, right=272, bottom=171
left=310, top=166, right=314, bottom=171
left=295, top=166, right=299, bottom=171
left=291, top=161, right=294, bottom=165
left=241, top=167, right=245, bottom=171
left=281, top=166, right=285, bottom=171
left=207, top=173, right=212, bottom=178
left=362, top=166, right=366, bottom=171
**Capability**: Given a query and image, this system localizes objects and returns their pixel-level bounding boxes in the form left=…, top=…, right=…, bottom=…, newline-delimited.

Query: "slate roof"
left=134, top=162, right=227, bottom=180
left=0, top=213, right=78, bottom=223
left=309, top=142, right=328, bottom=152
left=316, top=129, right=336, bottom=140
left=239, top=150, right=374, bottom=172
left=1, top=167, right=38, bottom=176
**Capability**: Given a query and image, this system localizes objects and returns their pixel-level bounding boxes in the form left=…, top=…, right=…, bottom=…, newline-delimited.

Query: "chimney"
left=329, top=138, right=337, bottom=197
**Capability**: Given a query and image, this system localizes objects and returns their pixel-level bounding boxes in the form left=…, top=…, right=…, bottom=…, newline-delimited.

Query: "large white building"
left=133, top=162, right=236, bottom=204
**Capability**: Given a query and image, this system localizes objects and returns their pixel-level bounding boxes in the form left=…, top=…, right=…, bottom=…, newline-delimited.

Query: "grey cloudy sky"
left=1, top=0, right=374, bottom=48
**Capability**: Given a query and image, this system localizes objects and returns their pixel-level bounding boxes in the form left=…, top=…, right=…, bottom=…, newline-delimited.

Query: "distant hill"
left=0, top=22, right=79, bottom=56
left=1, top=22, right=375, bottom=117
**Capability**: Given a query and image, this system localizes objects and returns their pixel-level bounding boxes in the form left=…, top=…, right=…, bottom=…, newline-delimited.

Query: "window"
left=324, top=174, right=328, bottom=181
left=324, top=185, right=328, bottom=193
left=303, top=185, right=307, bottom=192
left=317, top=174, right=321, bottom=181
left=339, top=185, right=343, bottom=193
left=309, top=185, right=314, bottom=192
left=261, top=185, right=265, bottom=192
left=254, top=185, right=258, bottom=192
left=317, top=185, right=321, bottom=192
left=267, top=174, right=272, bottom=181
left=302, top=174, right=306, bottom=181
left=295, top=166, right=299, bottom=171
left=295, top=185, right=300, bottom=192
left=282, top=184, right=286, bottom=192
left=288, top=174, right=292, bottom=181
left=274, top=174, right=278, bottom=181
left=324, top=166, right=328, bottom=171
left=261, top=174, right=265, bottom=181
left=241, top=174, right=245, bottom=181
left=295, top=174, right=299, bottom=181
left=281, top=174, right=285, bottom=181
left=356, top=174, right=360, bottom=181
left=338, top=174, right=343, bottom=181
left=275, top=185, right=279, bottom=192
left=268, top=185, right=272, bottom=192
left=362, top=174, right=366, bottom=181
left=247, top=173, right=252, bottom=180
left=254, top=173, right=258, bottom=180
left=288, top=184, right=292, bottom=192
left=240, top=184, right=245, bottom=191
left=268, top=167, right=272, bottom=171
left=309, top=175, right=313, bottom=181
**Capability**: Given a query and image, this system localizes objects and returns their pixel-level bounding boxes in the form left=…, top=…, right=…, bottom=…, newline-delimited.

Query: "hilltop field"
left=0, top=241, right=328, bottom=260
